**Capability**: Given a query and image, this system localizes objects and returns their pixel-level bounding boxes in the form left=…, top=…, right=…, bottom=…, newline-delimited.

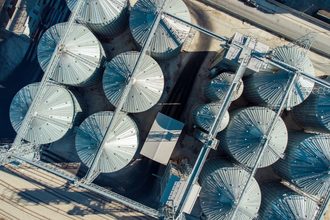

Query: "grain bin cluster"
left=7, top=0, right=330, bottom=219
left=10, top=0, right=192, bottom=181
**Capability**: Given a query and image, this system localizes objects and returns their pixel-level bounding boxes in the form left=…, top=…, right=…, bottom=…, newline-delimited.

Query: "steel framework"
left=1, top=1, right=330, bottom=219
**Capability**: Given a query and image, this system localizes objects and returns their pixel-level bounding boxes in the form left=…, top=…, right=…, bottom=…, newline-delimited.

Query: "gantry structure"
left=0, top=1, right=330, bottom=219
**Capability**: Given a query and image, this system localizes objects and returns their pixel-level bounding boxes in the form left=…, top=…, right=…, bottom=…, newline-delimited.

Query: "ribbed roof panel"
left=38, top=22, right=103, bottom=86
left=273, top=133, right=330, bottom=197
left=129, top=0, right=191, bottom=59
left=10, top=83, right=75, bottom=144
left=192, top=103, right=230, bottom=133
left=75, top=111, right=139, bottom=173
left=103, top=51, right=164, bottom=113
left=220, top=107, right=288, bottom=168
left=199, top=159, right=261, bottom=220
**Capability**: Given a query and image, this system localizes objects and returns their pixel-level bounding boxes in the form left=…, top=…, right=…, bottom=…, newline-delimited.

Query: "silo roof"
left=221, top=106, right=288, bottom=168
left=37, top=22, right=103, bottom=86
left=205, top=72, right=244, bottom=101
left=199, top=159, right=261, bottom=220
left=260, top=183, right=318, bottom=219
left=75, top=111, right=139, bottom=173
left=103, top=51, right=164, bottom=113
left=245, top=46, right=315, bottom=109
left=193, top=103, right=230, bottom=133
left=10, top=83, right=75, bottom=144
left=274, top=133, right=330, bottom=197
left=129, top=0, right=191, bottom=57
left=66, top=0, right=127, bottom=25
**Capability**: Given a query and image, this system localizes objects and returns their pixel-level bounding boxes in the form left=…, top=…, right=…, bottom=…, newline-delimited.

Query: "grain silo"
left=220, top=107, right=288, bottom=168
left=103, top=51, right=164, bottom=113
left=9, top=83, right=76, bottom=144
left=291, top=78, right=330, bottom=133
left=199, top=159, right=261, bottom=220
left=37, top=22, right=104, bottom=87
left=273, top=132, right=330, bottom=198
left=204, top=72, right=244, bottom=102
left=244, top=46, right=315, bottom=109
left=75, top=111, right=139, bottom=173
left=129, top=0, right=191, bottom=60
left=66, top=0, right=128, bottom=37
left=192, top=103, right=230, bottom=133
left=259, top=182, right=319, bottom=220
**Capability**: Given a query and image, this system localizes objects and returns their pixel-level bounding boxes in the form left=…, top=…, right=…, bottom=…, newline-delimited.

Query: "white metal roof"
left=37, top=22, right=104, bottom=86
left=75, top=111, right=139, bottom=173
left=10, top=83, right=75, bottom=144
left=103, top=51, right=164, bottom=113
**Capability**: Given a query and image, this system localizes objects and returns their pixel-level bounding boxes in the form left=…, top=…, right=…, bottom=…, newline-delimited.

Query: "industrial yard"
left=0, top=0, right=330, bottom=219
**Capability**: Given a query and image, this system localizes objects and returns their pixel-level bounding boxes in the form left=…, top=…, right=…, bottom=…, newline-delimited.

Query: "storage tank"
left=129, top=0, right=191, bottom=60
left=192, top=103, right=230, bottom=133
left=219, top=106, right=288, bottom=168
left=9, top=83, right=76, bottom=144
left=259, top=182, right=319, bottom=220
left=204, top=72, right=244, bottom=102
left=273, top=133, right=330, bottom=198
left=199, top=159, right=261, bottom=220
left=66, top=0, right=128, bottom=37
left=103, top=51, right=164, bottom=113
left=38, top=22, right=104, bottom=87
left=75, top=111, right=139, bottom=173
left=291, top=77, right=330, bottom=133
left=244, top=46, right=315, bottom=109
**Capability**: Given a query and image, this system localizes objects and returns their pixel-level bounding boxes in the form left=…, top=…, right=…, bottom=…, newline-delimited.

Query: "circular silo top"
left=193, top=103, right=230, bottom=133
left=103, top=51, right=164, bottom=113
left=129, top=0, right=191, bottom=59
left=37, top=22, right=103, bottom=86
left=245, top=46, right=315, bottom=109
left=199, top=159, right=261, bottom=220
left=10, top=83, right=75, bottom=144
left=205, top=72, right=244, bottom=102
left=260, top=183, right=319, bottom=220
left=221, top=106, right=288, bottom=168
left=75, top=111, right=139, bottom=173
left=273, top=133, right=330, bottom=197
left=67, top=0, right=127, bottom=25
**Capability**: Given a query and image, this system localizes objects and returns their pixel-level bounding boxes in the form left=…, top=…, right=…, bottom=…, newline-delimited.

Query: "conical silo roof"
left=129, top=0, right=191, bottom=60
left=199, top=159, right=261, bottom=220
left=259, top=182, right=319, bottom=220
left=205, top=72, right=244, bottom=102
left=66, top=0, right=128, bottom=37
left=292, top=78, right=330, bottom=133
left=244, top=46, right=315, bottom=109
left=10, top=83, right=75, bottom=144
left=273, top=132, right=330, bottom=198
left=220, top=107, right=288, bottom=168
left=75, top=111, right=139, bottom=173
left=192, top=103, right=230, bottom=133
left=37, top=22, right=104, bottom=86
left=103, top=51, right=164, bottom=113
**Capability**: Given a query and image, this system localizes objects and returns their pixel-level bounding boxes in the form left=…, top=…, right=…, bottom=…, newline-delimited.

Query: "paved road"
left=202, top=0, right=330, bottom=58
